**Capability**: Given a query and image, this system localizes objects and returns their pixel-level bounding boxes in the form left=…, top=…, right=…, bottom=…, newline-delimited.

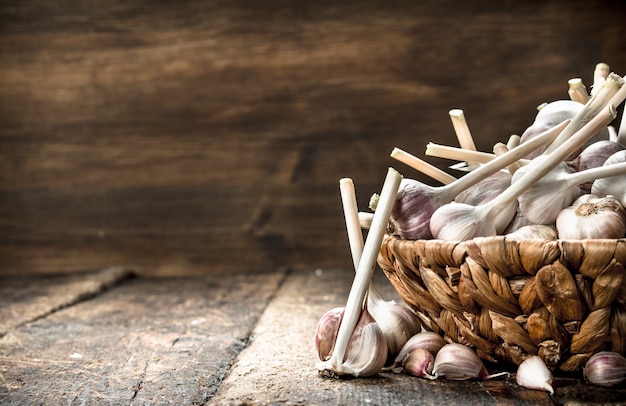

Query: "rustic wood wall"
left=1, top=0, right=625, bottom=275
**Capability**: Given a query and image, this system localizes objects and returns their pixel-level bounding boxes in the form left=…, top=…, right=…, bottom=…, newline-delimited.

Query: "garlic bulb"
left=556, top=194, right=626, bottom=239
left=514, top=155, right=626, bottom=226
left=315, top=306, right=388, bottom=377
left=431, top=343, right=489, bottom=380
left=583, top=351, right=626, bottom=387
left=390, top=331, right=446, bottom=373
left=516, top=355, right=554, bottom=394
left=430, top=107, right=615, bottom=241
left=340, top=307, right=388, bottom=377
left=403, top=348, right=435, bottom=379
left=505, top=224, right=558, bottom=241
left=591, top=150, right=626, bottom=207
left=367, top=287, right=422, bottom=357
left=390, top=121, right=568, bottom=240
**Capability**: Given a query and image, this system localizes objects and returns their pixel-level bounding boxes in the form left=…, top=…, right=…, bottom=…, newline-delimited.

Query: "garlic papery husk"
left=389, top=331, right=446, bottom=373
left=389, top=120, right=569, bottom=240
left=515, top=355, right=554, bottom=394
left=505, top=224, right=558, bottom=241
left=315, top=306, right=344, bottom=361
left=591, top=150, right=626, bottom=207
left=367, top=285, right=422, bottom=358
left=583, top=351, right=626, bottom=387
left=514, top=154, right=626, bottom=226
left=403, top=348, right=436, bottom=379
left=556, top=194, right=626, bottom=239
left=430, top=107, right=615, bottom=241
left=431, top=343, right=495, bottom=380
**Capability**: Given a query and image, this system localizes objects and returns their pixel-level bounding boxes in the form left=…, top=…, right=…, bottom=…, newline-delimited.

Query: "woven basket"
left=377, top=234, right=626, bottom=371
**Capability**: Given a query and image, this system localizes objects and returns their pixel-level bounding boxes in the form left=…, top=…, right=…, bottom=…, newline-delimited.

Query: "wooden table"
left=2, top=268, right=624, bottom=405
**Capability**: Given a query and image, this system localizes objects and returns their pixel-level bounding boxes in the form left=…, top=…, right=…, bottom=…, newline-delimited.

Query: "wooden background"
left=1, top=0, right=626, bottom=276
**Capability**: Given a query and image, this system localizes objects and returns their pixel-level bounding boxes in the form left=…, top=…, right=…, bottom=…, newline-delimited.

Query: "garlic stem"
left=432, top=119, right=569, bottom=199
left=325, top=168, right=402, bottom=373
left=340, top=178, right=365, bottom=271
left=562, top=161, right=626, bottom=189
left=426, top=142, right=496, bottom=164
left=431, top=106, right=616, bottom=241
left=545, top=73, right=623, bottom=154
left=591, top=63, right=610, bottom=96
left=507, top=134, right=521, bottom=150
left=493, top=143, right=525, bottom=174
left=491, top=105, right=616, bottom=214
left=568, top=78, right=590, bottom=104
left=390, top=147, right=457, bottom=185
left=449, top=109, right=478, bottom=152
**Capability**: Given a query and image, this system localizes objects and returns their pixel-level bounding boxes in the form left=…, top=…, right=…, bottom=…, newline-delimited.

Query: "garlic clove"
left=340, top=307, right=388, bottom=377
left=583, top=351, right=626, bottom=387
left=314, top=307, right=344, bottom=361
left=367, top=294, right=422, bottom=357
left=403, top=348, right=436, bottom=379
left=516, top=355, right=554, bottom=394
left=390, top=331, right=446, bottom=373
left=431, top=343, right=489, bottom=380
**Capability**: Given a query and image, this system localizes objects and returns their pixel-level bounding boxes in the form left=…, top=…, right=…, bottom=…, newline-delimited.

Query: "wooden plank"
left=0, top=267, right=133, bottom=337
left=1, top=1, right=626, bottom=275
left=211, top=268, right=626, bottom=405
left=0, top=269, right=287, bottom=404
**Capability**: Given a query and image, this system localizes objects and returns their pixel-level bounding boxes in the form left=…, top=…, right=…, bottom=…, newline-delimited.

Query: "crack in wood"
left=0, top=267, right=135, bottom=338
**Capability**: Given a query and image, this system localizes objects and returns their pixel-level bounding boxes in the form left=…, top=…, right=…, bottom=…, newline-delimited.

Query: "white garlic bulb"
left=556, top=194, right=626, bottom=239
left=591, top=150, right=626, bottom=207
left=516, top=355, right=554, bottom=394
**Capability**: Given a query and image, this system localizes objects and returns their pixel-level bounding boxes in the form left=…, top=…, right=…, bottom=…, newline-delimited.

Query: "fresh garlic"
left=403, top=348, right=435, bottom=379
left=591, top=150, right=626, bottom=207
left=315, top=306, right=344, bottom=361
left=430, top=107, right=615, bottom=241
left=340, top=306, right=389, bottom=377
left=389, top=120, right=568, bottom=240
left=583, top=351, right=626, bottom=387
left=367, top=287, right=422, bottom=357
left=390, top=331, right=446, bottom=373
left=556, top=194, right=626, bottom=239
left=505, top=224, right=558, bottom=241
left=431, top=343, right=490, bottom=380
left=315, top=306, right=388, bottom=377
left=515, top=355, right=554, bottom=394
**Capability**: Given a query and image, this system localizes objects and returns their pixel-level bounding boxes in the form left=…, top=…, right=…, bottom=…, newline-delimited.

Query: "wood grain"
left=1, top=1, right=626, bottom=275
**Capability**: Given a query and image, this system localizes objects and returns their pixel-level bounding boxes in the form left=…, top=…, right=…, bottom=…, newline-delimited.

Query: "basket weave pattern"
left=377, top=234, right=626, bottom=370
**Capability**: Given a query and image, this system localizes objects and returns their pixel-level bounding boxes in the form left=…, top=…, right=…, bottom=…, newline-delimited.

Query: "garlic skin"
left=516, top=355, right=554, bottom=394
left=367, top=290, right=422, bottom=357
left=403, top=348, right=435, bottom=379
left=513, top=158, right=581, bottom=225
left=591, top=150, right=626, bottom=207
left=315, top=306, right=388, bottom=377
left=315, top=307, right=344, bottom=361
left=556, top=194, right=626, bottom=239
left=506, top=224, right=558, bottom=241
left=389, top=179, right=440, bottom=239
left=390, top=331, right=446, bottom=373
left=573, top=140, right=624, bottom=193
left=583, top=351, right=626, bottom=387
left=431, top=343, right=489, bottom=380
left=340, top=307, right=388, bottom=377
